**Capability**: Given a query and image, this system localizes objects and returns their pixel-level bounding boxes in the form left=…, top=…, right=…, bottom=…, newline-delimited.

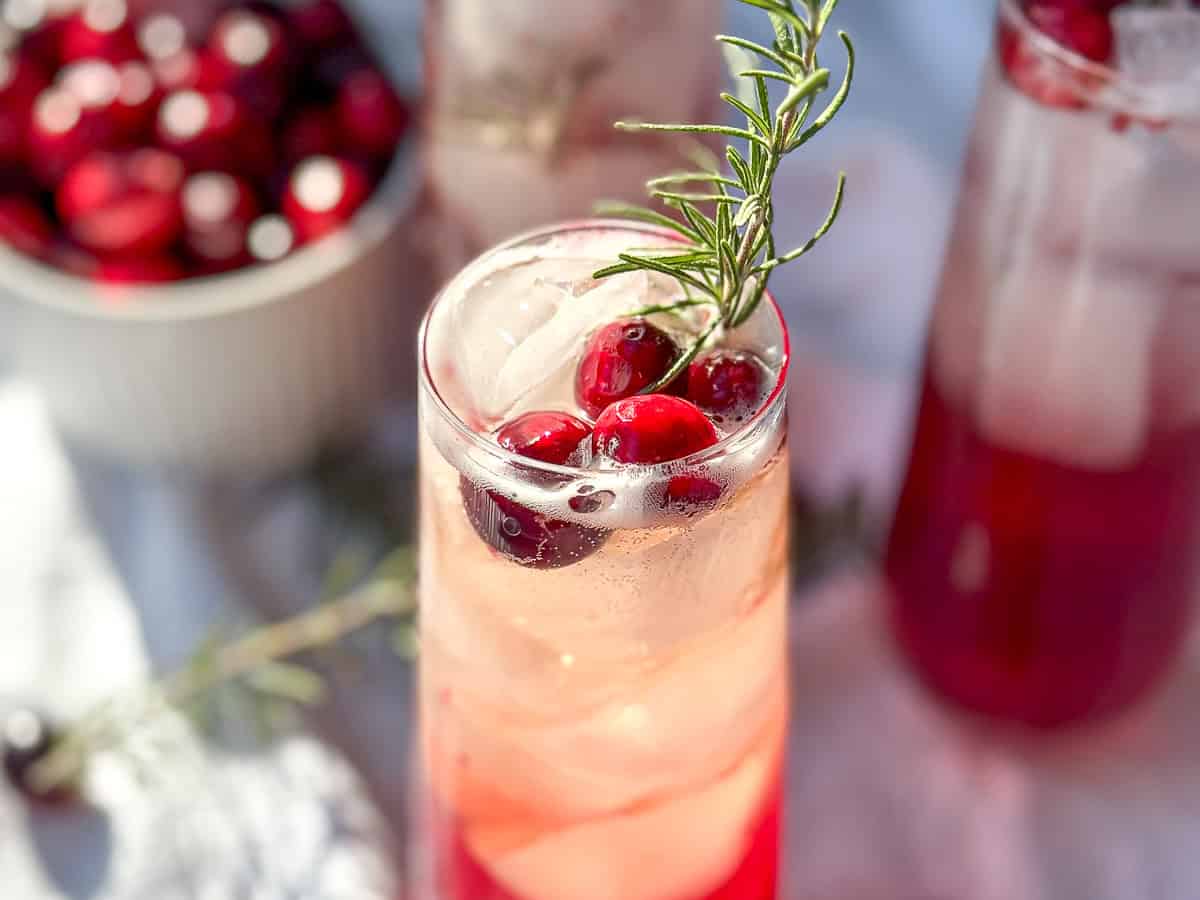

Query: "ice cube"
left=1113, top=7, right=1200, bottom=117
left=974, top=259, right=1161, bottom=470
left=485, top=272, right=650, bottom=421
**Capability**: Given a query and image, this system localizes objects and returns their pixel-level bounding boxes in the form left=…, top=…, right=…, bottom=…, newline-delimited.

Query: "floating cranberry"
left=1025, top=1, right=1114, bottom=62
left=287, top=0, right=352, bottom=51
left=460, top=411, right=605, bottom=569
left=0, top=195, right=54, bottom=257
left=3, top=707, right=77, bottom=806
left=0, top=50, right=48, bottom=165
left=56, top=148, right=184, bottom=255
left=593, top=394, right=718, bottom=465
left=280, top=105, right=340, bottom=164
left=1000, top=1, right=1115, bottom=109
left=662, top=474, right=724, bottom=513
left=60, top=0, right=138, bottom=64
left=687, top=349, right=765, bottom=417
left=155, top=89, right=271, bottom=177
left=337, top=67, right=408, bottom=159
left=281, top=154, right=369, bottom=242
left=181, top=170, right=258, bottom=271
left=496, top=411, right=591, bottom=465
left=246, top=212, right=295, bottom=264
left=575, top=318, right=682, bottom=420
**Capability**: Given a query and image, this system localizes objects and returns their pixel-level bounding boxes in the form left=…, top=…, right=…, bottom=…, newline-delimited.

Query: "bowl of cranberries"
left=0, top=0, right=419, bottom=473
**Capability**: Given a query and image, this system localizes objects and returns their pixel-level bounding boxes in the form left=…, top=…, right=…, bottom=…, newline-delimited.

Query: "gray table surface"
left=18, top=5, right=1198, bottom=900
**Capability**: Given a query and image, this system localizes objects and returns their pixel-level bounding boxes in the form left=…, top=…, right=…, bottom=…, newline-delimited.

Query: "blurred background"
left=10, top=2, right=1187, bottom=899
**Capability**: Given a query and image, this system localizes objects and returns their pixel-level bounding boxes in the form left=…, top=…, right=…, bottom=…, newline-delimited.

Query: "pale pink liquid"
left=413, top=225, right=790, bottom=900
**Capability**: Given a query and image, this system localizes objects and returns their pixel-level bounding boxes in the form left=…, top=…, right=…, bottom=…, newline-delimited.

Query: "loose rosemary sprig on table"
left=596, top=0, right=854, bottom=391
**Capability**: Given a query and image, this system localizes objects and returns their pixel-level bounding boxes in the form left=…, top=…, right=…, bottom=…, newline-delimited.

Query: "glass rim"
left=999, top=0, right=1200, bottom=121
left=418, top=219, right=791, bottom=478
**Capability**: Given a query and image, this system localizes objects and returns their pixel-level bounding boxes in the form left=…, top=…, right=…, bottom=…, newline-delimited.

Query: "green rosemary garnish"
left=596, top=0, right=854, bottom=390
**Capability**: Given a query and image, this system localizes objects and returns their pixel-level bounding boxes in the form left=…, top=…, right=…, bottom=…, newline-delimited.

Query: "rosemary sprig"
left=596, top=0, right=854, bottom=391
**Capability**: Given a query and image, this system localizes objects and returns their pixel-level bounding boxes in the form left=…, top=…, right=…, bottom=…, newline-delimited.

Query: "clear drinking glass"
left=412, top=222, right=790, bottom=900
left=885, top=0, right=1200, bottom=729
left=421, top=0, right=724, bottom=277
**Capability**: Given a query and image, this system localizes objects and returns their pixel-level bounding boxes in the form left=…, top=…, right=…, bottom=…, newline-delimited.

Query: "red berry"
left=287, top=0, right=353, bottom=51
left=593, top=395, right=719, bottom=465
left=60, top=0, right=139, bottom=64
left=337, top=68, right=408, bottom=159
left=112, top=60, right=161, bottom=140
left=95, top=253, right=184, bottom=284
left=136, top=12, right=188, bottom=63
left=181, top=170, right=259, bottom=271
left=0, top=195, right=54, bottom=258
left=28, top=81, right=119, bottom=184
left=575, top=318, right=682, bottom=420
left=1025, top=2, right=1114, bottom=62
left=281, top=154, right=369, bottom=242
left=155, top=89, right=271, bottom=177
left=203, top=9, right=289, bottom=116
left=245, top=212, right=296, bottom=264
left=496, top=411, right=591, bottom=465
left=280, top=105, right=341, bottom=164
left=460, top=411, right=605, bottom=569
left=687, top=349, right=765, bottom=417
left=0, top=51, right=48, bottom=165
left=662, top=474, right=724, bottom=513
left=56, top=148, right=185, bottom=256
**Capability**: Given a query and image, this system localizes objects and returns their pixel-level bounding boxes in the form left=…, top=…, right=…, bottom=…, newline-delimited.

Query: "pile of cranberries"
left=0, top=0, right=410, bottom=285
left=462, top=316, right=773, bottom=569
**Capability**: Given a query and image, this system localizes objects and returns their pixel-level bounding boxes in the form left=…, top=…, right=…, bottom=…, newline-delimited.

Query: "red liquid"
left=424, top=783, right=781, bottom=900
left=885, top=372, right=1200, bottom=729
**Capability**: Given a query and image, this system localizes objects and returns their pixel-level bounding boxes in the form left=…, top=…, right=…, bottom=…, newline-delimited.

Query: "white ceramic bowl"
left=0, top=140, right=422, bottom=476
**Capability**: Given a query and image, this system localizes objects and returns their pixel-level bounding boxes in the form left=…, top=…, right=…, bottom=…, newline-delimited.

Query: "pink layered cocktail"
left=413, top=222, right=790, bottom=900
left=885, top=0, right=1200, bottom=728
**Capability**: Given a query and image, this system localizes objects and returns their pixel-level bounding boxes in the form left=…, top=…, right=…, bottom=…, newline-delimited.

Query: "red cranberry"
left=1025, top=2, right=1114, bottom=62
left=56, top=148, right=184, bottom=255
left=0, top=51, right=48, bottom=165
left=95, top=253, right=183, bottom=283
left=136, top=11, right=188, bottom=62
left=281, top=154, right=369, bottom=242
left=112, top=60, right=160, bottom=140
left=28, top=84, right=117, bottom=184
left=60, top=0, right=138, bottom=63
left=687, top=349, right=765, bottom=417
left=246, top=212, right=295, bottom=264
left=181, top=170, right=258, bottom=271
left=0, top=195, right=54, bottom=257
left=460, top=411, right=606, bottom=569
left=155, top=89, right=271, bottom=177
left=593, top=395, right=719, bottom=465
left=287, top=0, right=352, bottom=51
left=662, top=474, right=724, bottom=513
left=337, top=67, right=408, bottom=159
left=202, top=8, right=289, bottom=116
left=3, top=707, right=78, bottom=806
left=280, top=105, right=341, bottom=164
left=575, top=318, right=682, bottom=419
left=496, top=411, right=591, bottom=465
